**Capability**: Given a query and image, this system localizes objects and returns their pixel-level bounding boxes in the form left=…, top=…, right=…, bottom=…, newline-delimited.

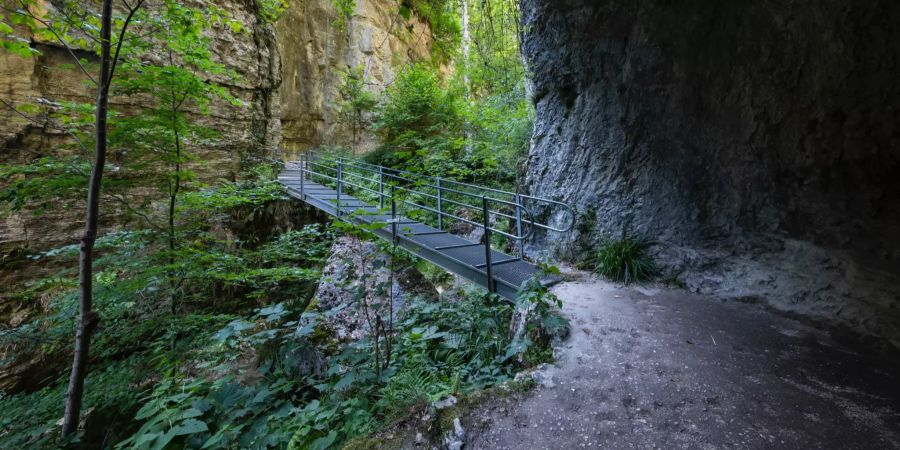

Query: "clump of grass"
left=592, top=235, right=657, bottom=284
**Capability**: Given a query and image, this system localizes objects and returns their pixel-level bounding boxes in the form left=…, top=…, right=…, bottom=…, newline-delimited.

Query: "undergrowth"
left=0, top=175, right=565, bottom=449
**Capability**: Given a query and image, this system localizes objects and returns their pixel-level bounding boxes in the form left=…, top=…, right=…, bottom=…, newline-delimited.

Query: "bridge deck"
left=279, top=167, right=558, bottom=300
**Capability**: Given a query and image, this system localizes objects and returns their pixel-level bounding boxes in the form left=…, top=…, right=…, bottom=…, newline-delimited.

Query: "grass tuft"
left=592, top=235, right=657, bottom=284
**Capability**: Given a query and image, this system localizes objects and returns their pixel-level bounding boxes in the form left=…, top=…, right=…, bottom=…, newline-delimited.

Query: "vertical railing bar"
left=379, top=166, right=384, bottom=209
left=336, top=160, right=343, bottom=218
left=436, top=176, right=443, bottom=230
left=299, top=153, right=305, bottom=199
left=391, top=183, right=398, bottom=244
left=515, top=192, right=524, bottom=259
left=482, top=195, right=494, bottom=294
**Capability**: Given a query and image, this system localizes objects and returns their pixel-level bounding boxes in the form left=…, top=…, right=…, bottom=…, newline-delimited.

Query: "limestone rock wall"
left=0, top=0, right=282, bottom=254
left=521, top=0, right=900, bottom=346
left=276, top=0, right=434, bottom=158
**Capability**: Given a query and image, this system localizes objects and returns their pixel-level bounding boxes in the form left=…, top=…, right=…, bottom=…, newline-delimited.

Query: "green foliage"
left=336, top=65, right=378, bottom=154
left=368, top=64, right=463, bottom=172
left=259, top=0, right=289, bottom=23
left=0, top=157, right=89, bottom=213
left=0, top=0, right=249, bottom=237
left=331, top=0, right=356, bottom=31
left=591, top=235, right=657, bottom=284
left=353, top=0, right=532, bottom=189
left=180, top=179, right=288, bottom=213
left=404, top=0, right=461, bottom=64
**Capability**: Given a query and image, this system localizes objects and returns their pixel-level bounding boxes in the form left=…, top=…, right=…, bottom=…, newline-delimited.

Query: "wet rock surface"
left=467, top=270, right=900, bottom=449
left=520, top=0, right=900, bottom=345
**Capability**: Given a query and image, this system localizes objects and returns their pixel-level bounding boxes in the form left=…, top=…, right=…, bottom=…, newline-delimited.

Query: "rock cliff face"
left=521, top=0, right=900, bottom=345
left=276, top=0, right=433, bottom=158
left=0, top=0, right=431, bottom=254
left=0, top=0, right=282, bottom=254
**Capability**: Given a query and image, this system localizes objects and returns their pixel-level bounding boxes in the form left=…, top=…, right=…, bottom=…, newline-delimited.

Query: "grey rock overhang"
left=519, top=0, right=900, bottom=346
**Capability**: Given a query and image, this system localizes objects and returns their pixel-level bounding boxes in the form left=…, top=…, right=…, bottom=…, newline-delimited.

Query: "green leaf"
left=309, top=430, right=338, bottom=450
left=171, top=418, right=208, bottom=436
left=175, top=408, right=204, bottom=420
left=134, top=432, right=160, bottom=446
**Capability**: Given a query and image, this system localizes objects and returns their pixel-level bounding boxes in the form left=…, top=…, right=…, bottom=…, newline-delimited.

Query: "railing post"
left=379, top=167, right=384, bottom=209
left=336, top=160, right=343, bottom=217
left=391, top=184, right=398, bottom=244
left=482, top=196, right=494, bottom=293
left=515, top=192, right=523, bottom=259
left=299, top=153, right=305, bottom=199
left=436, top=176, right=443, bottom=230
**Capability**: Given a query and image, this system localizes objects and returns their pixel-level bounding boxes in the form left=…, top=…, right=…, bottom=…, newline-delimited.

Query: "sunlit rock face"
left=521, top=0, right=900, bottom=345
left=0, top=0, right=432, bottom=254
left=276, top=0, right=434, bottom=157
left=0, top=0, right=282, bottom=254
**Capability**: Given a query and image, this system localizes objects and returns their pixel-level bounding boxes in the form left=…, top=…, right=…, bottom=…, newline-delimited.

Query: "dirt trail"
left=467, top=270, right=900, bottom=449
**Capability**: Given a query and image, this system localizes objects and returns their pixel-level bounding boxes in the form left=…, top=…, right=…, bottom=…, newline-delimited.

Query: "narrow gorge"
left=1, top=1, right=898, bottom=448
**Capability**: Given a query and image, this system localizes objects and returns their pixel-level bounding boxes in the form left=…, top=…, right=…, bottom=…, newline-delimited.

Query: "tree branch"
left=10, top=1, right=98, bottom=86
left=0, top=96, right=90, bottom=155
left=108, top=0, right=146, bottom=82
left=105, top=192, right=165, bottom=231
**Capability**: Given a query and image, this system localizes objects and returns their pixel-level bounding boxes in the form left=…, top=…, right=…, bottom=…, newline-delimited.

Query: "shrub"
left=369, top=64, right=463, bottom=172
left=592, top=235, right=657, bottom=284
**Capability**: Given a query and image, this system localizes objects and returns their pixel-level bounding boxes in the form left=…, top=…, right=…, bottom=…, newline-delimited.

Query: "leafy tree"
left=110, top=1, right=243, bottom=312
left=0, top=0, right=271, bottom=437
left=0, top=0, right=147, bottom=436
left=403, top=0, right=462, bottom=64
left=336, top=65, right=378, bottom=155
left=367, top=64, right=463, bottom=172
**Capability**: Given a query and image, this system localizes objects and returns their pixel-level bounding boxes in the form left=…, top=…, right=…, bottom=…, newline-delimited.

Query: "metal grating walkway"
left=278, top=157, right=573, bottom=301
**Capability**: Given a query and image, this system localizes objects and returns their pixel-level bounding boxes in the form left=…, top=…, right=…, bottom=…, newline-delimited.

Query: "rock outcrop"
left=521, top=0, right=900, bottom=345
left=313, top=235, right=434, bottom=342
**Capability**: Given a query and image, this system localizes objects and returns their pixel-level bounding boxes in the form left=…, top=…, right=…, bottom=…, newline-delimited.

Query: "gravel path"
left=467, top=270, right=900, bottom=449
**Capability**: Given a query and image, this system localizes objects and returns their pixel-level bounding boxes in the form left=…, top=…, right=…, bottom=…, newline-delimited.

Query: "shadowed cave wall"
left=521, top=0, right=900, bottom=346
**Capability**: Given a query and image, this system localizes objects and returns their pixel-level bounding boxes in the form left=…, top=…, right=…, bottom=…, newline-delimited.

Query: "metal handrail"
left=294, top=151, right=575, bottom=292
left=302, top=153, right=534, bottom=239
left=308, top=153, right=576, bottom=234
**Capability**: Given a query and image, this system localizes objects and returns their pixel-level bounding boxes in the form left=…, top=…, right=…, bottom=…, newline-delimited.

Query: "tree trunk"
left=61, top=0, right=114, bottom=437
left=168, top=116, right=182, bottom=313
left=461, top=0, right=473, bottom=154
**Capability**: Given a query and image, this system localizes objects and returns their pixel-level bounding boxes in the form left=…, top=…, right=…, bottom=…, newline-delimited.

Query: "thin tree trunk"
left=461, top=0, right=473, bottom=154
left=168, top=71, right=183, bottom=314
left=61, top=0, right=114, bottom=437
left=168, top=128, right=181, bottom=313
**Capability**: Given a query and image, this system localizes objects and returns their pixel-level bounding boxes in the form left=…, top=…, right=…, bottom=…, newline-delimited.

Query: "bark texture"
left=521, top=0, right=900, bottom=346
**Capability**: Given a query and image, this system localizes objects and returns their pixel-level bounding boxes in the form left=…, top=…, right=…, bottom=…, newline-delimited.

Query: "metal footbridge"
left=278, top=153, right=574, bottom=300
